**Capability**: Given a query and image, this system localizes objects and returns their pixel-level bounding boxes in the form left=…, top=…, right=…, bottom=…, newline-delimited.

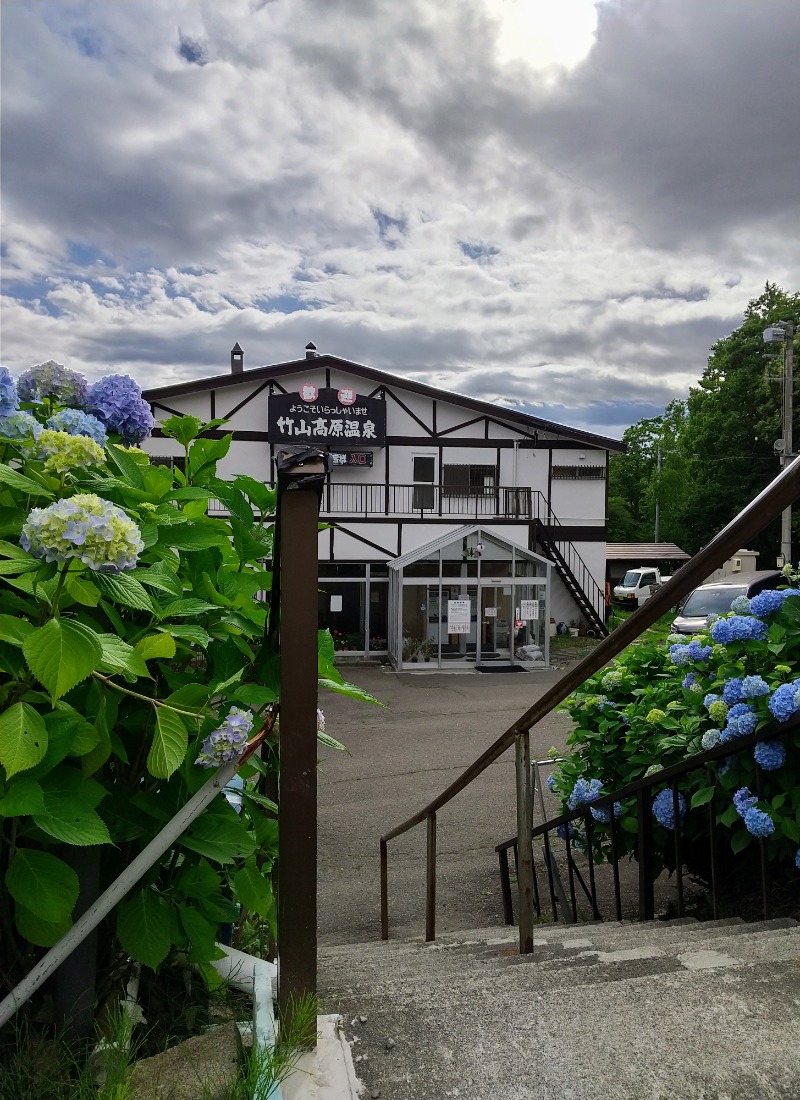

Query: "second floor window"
left=442, top=464, right=498, bottom=498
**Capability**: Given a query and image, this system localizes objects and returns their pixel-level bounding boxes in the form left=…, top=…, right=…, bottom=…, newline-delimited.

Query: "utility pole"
left=764, top=321, right=795, bottom=566
left=654, top=442, right=662, bottom=544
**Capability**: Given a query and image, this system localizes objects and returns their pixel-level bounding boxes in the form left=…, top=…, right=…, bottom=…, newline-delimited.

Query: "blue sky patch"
left=178, top=34, right=208, bottom=66
left=459, top=241, right=500, bottom=262
left=373, top=209, right=408, bottom=248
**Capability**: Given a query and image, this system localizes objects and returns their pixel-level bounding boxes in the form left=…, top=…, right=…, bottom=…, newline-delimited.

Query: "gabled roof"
left=142, top=352, right=625, bottom=453
left=389, top=524, right=551, bottom=570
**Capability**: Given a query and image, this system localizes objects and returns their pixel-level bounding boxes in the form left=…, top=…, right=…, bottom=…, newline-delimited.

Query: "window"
left=442, top=464, right=498, bottom=498
left=413, top=456, right=436, bottom=510
left=551, top=465, right=605, bottom=480
left=151, top=455, right=187, bottom=473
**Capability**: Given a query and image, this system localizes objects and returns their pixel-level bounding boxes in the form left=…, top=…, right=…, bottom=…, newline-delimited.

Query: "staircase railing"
left=530, top=493, right=607, bottom=633
left=380, top=456, right=800, bottom=951
left=494, top=718, right=799, bottom=928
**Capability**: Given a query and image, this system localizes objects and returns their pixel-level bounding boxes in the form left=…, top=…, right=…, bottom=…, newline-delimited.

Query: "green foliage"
left=608, top=283, right=800, bottom=556
left=550, top=587, right=800, bottom=892
left=0, top=394, right=382, bottom=1018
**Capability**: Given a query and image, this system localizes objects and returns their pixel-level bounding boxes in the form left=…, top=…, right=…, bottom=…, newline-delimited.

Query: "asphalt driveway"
left=317, top=663, right=575, bottom=946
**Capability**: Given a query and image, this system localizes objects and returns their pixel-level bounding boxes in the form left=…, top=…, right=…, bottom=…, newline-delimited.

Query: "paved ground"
left=317, top=661, right=576, bottom=947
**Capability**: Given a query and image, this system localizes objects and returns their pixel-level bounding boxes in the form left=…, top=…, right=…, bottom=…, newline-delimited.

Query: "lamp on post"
left=763, top=321, right=795, bottom=567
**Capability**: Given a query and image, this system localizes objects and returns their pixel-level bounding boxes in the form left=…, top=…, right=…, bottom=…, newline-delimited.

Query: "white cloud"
left=1, top=0, right=799, bottom=438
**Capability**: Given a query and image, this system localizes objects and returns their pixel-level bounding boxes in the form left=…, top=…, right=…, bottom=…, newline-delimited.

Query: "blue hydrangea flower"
left=686, top=640, right=713, bottom=662
left=749, top=589, right=787, bottom=618
left=703, top=693, right=721, bottom=710
left=590, top=801, right=622, bottom=824
left=556, top=821, right=574, bottom=841
left=0, top=366, right=19, bottom=416
left=0, top=410, right=41, bottom=440
left=195, top=707, right=254, bottom=768
left=701, top=729, right=721, bottom=751
left=669, top=644, right=691, bottom=667
left=711, top=615, right=768, bottom=644
left=46, top=408, right=107, bottom=447
left=652, top=789, right=687, bottom=830
left=795, top=848, right=800, bottom=871
left=546, top=773, right=558, bottom=793
left=768, top=680, right=800, bottom=723
left=753, top=740, right=786, bottom=771
left=21, top=494, right=143, bottom=572
left=741, top=675, right=769, bottom=699
left=17, top=361, right=88, bottom=405
left=743, top=807, right=775, bottom=838
left=733, top=788, right=758, bottom=817
left=567, top=777, right=603, bottom=811
left=717, top=756, right=734, bottom=777
left=722, top=678, right=744, bottom=704
left=682, top=672, right=698, bottom=689
left=87, top=375, right=155, bottom=444
left=729, top=594, right=752, bottom=614
left=720, top=703, right=757, bottom=742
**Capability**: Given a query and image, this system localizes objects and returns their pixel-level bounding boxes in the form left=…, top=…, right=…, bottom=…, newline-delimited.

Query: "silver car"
left=671, top=570, right=783, bottom=634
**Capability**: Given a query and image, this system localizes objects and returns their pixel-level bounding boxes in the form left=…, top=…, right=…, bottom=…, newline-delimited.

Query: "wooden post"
left=514, top=730, right=535, bottom=954
left=277, top=452, right=326, bottom=1033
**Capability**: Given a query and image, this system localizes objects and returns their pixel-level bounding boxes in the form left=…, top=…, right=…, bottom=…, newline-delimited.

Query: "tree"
left=607, top=400, right=687, bottom=543
left=677, top=284, right=800, bottom=558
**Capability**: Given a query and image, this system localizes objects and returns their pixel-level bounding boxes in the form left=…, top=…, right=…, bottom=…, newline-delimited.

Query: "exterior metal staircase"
left=533, top=517, right=608, bottom=636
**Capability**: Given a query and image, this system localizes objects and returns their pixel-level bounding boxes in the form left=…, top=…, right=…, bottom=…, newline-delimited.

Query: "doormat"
left=475, top=664, right=529, bottom=673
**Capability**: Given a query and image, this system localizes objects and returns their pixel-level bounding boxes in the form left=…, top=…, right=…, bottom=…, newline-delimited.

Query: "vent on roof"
left=305, top=342, right=318, bottom=359
left=231, top=342, right=244, bottom=374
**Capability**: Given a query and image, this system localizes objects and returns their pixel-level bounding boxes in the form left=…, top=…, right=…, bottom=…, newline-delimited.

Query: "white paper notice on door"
left=485, top=607, right=498, bottom=618
left=330, top=595, right=343, bottom=612
left=447, top=598, right=472, bottom=634
left=520, top=599, right=539, bottom=620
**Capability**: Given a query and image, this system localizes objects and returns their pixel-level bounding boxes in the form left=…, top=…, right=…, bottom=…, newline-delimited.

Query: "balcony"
left=317, top=483, right=537, bottom=519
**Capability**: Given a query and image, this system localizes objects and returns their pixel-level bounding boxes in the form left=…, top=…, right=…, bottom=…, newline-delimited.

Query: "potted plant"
left=419, top=637, right=437, bottom=662
left=402, top=637, right=420, bottom=662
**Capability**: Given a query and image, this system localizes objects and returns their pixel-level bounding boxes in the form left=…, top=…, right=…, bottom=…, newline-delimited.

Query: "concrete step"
left=320, top=920, right=800, bottom=1100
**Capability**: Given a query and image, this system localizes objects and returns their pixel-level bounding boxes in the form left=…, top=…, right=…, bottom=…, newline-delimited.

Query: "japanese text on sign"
left=520, top=599, right=540, bottom=620
left=447, top=599, right=472, bottom=634
left=269, top=387, right=386, bottom=445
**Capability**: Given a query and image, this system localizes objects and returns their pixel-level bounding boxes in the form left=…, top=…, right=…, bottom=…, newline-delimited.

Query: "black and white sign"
left=520, top=599, right=540, bottom=620
left=269, top=387, right=386, bottom=445
left=447, top=599, right=472, bottom=634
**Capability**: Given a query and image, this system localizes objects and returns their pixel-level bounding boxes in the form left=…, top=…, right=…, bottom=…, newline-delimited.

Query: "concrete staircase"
left=319, top=917, right=800, bottom=1100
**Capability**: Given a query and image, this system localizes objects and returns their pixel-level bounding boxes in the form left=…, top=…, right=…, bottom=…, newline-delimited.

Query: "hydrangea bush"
left=0, top=363, right=378, bottom=1015
left=549, top=581, right=800, bottom=895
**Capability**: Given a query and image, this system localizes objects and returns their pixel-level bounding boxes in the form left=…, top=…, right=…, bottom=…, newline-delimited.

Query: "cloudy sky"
left=2, top=0, right=799, bottom=440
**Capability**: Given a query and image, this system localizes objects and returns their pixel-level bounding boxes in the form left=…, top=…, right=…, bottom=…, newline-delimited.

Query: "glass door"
left=479, top=585, right=513, bottom=662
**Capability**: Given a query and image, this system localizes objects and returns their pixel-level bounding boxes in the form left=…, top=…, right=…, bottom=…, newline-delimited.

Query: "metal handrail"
left=380, top=455, right=800, bottom=942
left=495, top=717, right=799, bottom=926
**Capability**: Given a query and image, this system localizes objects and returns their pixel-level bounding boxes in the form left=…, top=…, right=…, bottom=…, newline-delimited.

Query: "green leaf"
left=178, top=906, right=224, bottom=963
left=15, top=903, right=71, bottom=947
left=158, top=598, right=219, bottom=619
left=157, top=624, right=211, bottom=648
left=161, top=414, right=204, bottom=446
left=181, top=814, right=255, bottom=863
left=240, top=788, right=278, bottom=814
left=44, top=707, right=100, bottom=757
left=93, top=573, right=155, bottom=613
left=232, top=684, right=279, bottom=708
left=148, top=708, right=188, bottom=778
left=188, top=434, right=232, bottom=482
left=117, top=889, right=174, bottom=970
left=0, top=776, right=46, bottom=817
left=0, top=462, right=54, bottom=497
left=131, top=566, right=183, bottom=598
left=6, top=848, right=79, bottom=922
left=730, top=828, right=752, bottom=854
left=166, top=684, right=211, bottom=710
left=231, top=475, right=276, bottom=516
left=690, top=786, right=716, bottom=808
left=158, top=525, right=229, bottom=551
left=0, top=614, right=34, bottom=647
left=23, top=618, right=103, bottom=701
left=0, top=703, right=48, bottom=777
left=0, top=558, right=40, bottom=575
left=318, top=677, right=383, bottom=706
left=317, top=629, right=335, bottom=668
left=176, top=859, right=221, bottom=900
left=33, top=769, right=111, bottom=845
left=64, top=573, right=101, bottom=606
left=233, top=857, right=274, bottom=917
left=98, top=634, right=152, bottom=680
left=135, top=633, right=177, bottom=661
left=0, top=539, right=35, bottom=560
left=106, top=443, right=144, bottom=488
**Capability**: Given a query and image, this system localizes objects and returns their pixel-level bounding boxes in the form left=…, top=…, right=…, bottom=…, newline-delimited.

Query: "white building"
left=142, top=344, right=623, bottom=670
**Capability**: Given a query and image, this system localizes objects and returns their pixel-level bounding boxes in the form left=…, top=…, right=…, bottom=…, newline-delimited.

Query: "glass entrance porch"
left=388, top=526, right=550, bottom=670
